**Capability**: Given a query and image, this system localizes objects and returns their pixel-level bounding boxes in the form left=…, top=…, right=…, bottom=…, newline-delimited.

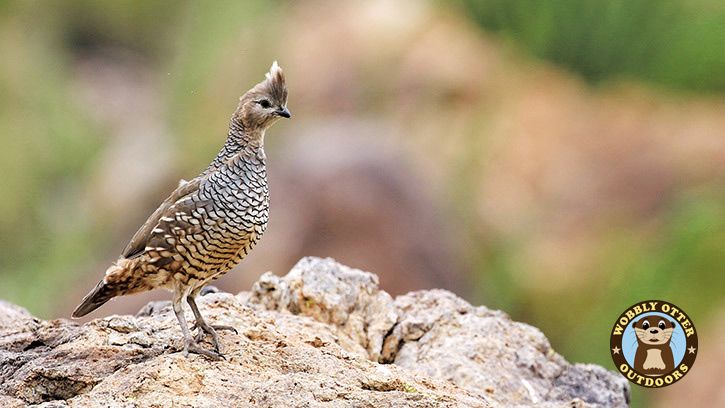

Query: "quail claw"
left=183, top=339, right=225, bottom=361
left=191, top=323, right=237, bottom=352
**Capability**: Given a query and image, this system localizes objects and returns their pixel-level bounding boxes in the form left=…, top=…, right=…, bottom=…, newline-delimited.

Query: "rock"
left=0, top=257, right=628, bottom=407
left=382, top=290, right=631, bottom=407
left=250, top=257, right=398, bottom=361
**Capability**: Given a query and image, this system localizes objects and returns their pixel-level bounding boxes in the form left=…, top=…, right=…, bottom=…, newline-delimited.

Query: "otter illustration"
left=633, top=315, right=676, bottom=376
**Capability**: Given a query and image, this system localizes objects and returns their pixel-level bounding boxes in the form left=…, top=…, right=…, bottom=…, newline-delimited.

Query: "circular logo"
left=610, top=300, right=697, bottom=387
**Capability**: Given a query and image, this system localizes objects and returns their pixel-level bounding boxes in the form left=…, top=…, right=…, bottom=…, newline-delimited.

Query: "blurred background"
left=0, top=1, right=723, bottom=406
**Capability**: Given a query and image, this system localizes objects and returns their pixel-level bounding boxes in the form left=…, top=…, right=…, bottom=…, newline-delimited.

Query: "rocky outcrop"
left=0, top=257, right=629, bottom=407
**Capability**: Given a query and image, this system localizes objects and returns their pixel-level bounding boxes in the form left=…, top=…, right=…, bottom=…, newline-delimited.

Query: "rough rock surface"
left=0, top=257, right=629, bottom=407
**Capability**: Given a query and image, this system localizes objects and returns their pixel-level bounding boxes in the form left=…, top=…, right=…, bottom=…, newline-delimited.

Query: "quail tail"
left=72, top=258, right=138, bottom=318
left=72, top=279, right=116, bottom=318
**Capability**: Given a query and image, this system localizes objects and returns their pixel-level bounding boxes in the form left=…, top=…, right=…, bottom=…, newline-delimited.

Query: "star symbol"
left=688, top=346, right=697, bottom=354
left=612, top=346, right=621, bottom=354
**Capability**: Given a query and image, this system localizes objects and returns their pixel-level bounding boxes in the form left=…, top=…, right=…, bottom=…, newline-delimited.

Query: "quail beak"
left=275, top=107, right=292, bottom=118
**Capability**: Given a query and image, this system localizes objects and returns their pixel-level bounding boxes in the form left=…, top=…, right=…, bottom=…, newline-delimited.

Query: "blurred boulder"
left=73, top=50, right=177, bottom=223
left=254, top=119, right=464, bottom=296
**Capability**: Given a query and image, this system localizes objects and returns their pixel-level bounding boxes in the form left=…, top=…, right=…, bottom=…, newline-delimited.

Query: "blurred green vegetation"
left=0, top=1, right=103, bottom=312
left=474, top=187, right=725, bottom=357
left=0, top=0, right=269, bottom=312
left=461, top=0, right=725, bottom=93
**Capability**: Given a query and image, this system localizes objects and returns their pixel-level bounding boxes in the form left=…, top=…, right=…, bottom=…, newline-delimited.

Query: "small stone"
left=107, top=332, right=128, bottom=346
left=128, top=332, right=153, bottom=347
left=106, top=316, right=138, bottom=333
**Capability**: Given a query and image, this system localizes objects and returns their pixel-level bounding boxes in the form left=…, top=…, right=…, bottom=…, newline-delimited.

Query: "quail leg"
left=172, top=292, right=223, bottom=360
left=187, top=294, right=237, bottom=353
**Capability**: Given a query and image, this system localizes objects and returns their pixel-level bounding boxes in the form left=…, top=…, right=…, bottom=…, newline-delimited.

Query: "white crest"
left=265, top=60, right=282, bottom=80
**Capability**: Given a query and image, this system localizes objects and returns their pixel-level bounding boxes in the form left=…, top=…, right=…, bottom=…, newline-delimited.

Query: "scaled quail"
left=73, top=62, right=291, bottom=359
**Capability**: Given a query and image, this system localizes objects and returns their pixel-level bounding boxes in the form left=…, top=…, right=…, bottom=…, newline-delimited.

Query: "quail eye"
left=658, top=321, right=666, bottom=330
left=642, top=321, right=650, bottom=330
left=257, top=99, right=271, bottom=109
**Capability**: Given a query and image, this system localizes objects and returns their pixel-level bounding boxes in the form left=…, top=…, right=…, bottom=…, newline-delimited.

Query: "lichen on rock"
left=0, top=257, right=629, bottom=407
